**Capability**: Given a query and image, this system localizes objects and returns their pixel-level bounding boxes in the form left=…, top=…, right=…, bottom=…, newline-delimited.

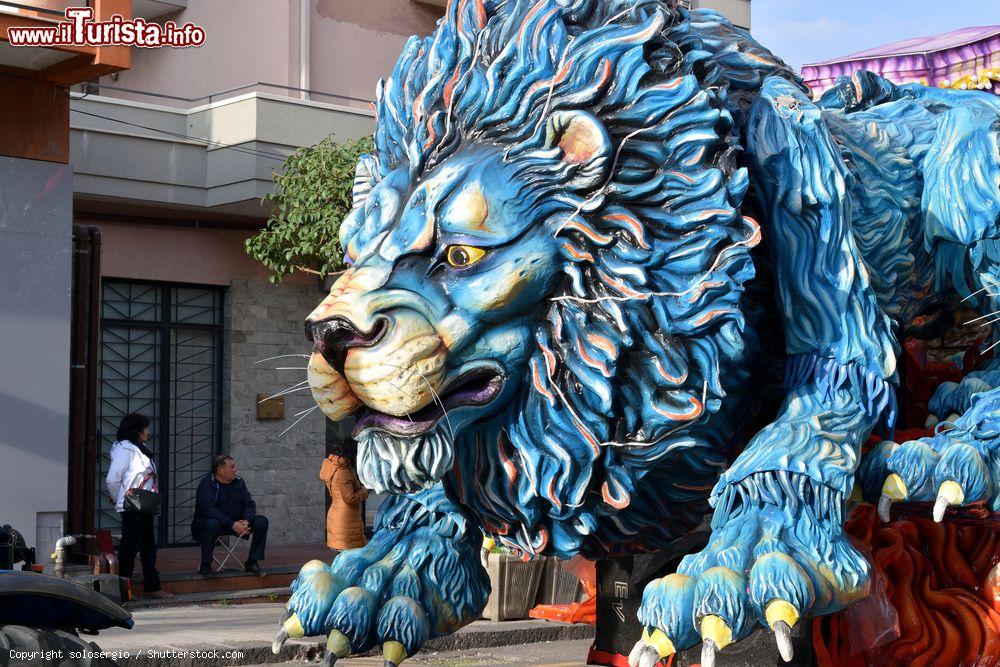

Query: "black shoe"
left=244, top=560, right=262, bottom=576
left=198, top=563, right=213, bottom=577
left=144, top=589, right=175, bottom=600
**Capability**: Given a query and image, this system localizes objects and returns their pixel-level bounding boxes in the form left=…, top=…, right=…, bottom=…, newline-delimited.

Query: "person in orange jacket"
left=320, top=440, right=369, bottom=550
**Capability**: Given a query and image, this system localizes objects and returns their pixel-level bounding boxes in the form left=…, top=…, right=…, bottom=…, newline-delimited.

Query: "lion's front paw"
left=273, top=525, right=489, bottom=666
left=927, top=372, right=1000, bottom=423
left=631, top=473, right=870, bottom=667
left=862, top=386, right=1000, bottom=522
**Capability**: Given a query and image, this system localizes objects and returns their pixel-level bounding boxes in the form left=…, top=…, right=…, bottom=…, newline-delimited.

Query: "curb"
left=427, top=621, right=595, bottom=652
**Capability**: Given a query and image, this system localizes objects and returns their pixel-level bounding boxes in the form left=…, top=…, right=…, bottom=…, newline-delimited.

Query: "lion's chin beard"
left=356, top=425, right=454, bottom=494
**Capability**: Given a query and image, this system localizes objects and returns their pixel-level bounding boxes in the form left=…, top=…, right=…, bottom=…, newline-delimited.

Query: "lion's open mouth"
left=353, top=367, right=504, bottom=437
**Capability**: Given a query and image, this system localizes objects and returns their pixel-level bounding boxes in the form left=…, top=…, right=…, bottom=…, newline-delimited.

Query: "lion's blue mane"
left=349, top=0, right=804, bottom=558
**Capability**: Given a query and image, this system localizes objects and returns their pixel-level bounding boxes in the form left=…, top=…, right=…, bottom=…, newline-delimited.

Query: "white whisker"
left=549, top=120, right=756, bottom=309
left=553, top=123, right=660, bottom=241
left=532, top=7, right=632, bottom=138
left=982, top=339, right=1000, bottom=355
left=963, top=310, right=1000, bottom=326
left=961, top=285, right=992, bottom=302
left=293, top=405, right=317, bottom=418
left=532, top=45, right=570, bottom=137
left=543, top=365, right=601, bottom=449
left=386, top=379, right=419, bottom=400
left=258, top=382, right=311, bottom=404
left=255, top=354, right=311, bottom=365
left=426, top=381, right=455, bottom=443
left=551, top=220, right=759, bottom=305
left=600, top=383, right=708, bottom=448
left=278, top=406, right=318, bottom=438
left=382, top=363, right=455, bottom=442
left=434, top=28, right=485, bottom=166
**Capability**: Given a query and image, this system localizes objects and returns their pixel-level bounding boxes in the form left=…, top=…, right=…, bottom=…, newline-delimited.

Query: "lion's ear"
left=544, top=110, right=612, bottom=191
left=351, top=154, right=378, bottom=209
left=341, top=154, right=379, bottom=266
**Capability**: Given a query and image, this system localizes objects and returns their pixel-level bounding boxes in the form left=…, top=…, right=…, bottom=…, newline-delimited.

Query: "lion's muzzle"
left=341, top=312, right=446, bottom=417
left=305, top=267, right=447, bottom=423
left=308, top=315, right=388, bottom=375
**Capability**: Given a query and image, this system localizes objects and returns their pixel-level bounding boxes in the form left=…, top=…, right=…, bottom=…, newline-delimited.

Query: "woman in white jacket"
left=106, top=413, right=172, bottom=599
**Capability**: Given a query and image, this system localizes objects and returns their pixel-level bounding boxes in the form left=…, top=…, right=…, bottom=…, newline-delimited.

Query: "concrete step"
left=133, top=565, right=298, bottom=596
left=130, top=586, right=290, bottom=609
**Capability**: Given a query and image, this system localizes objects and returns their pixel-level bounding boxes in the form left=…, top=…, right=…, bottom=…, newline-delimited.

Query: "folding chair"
left=212, top=534, right=249, bottom=572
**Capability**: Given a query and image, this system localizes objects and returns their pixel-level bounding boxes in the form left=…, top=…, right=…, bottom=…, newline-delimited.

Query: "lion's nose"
left=307, top=316, right=389, bottom=374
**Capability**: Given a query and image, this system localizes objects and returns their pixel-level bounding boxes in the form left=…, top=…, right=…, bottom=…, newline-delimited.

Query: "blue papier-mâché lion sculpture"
left=271, top=1, right=1000, bottom=665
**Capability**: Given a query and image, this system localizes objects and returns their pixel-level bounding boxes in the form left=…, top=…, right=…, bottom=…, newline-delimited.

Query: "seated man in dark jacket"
left=192, top=454, right=268, bottom=576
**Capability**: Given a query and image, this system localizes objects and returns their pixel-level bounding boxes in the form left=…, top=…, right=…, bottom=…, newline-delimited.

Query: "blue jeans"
left=198, top=515, right=268, bottom=564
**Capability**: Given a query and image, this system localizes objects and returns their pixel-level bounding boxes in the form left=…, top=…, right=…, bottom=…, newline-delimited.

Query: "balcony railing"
left=76, top=81, right=373, bottom=112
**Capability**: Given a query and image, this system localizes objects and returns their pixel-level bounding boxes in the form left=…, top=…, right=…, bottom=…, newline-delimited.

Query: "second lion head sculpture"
left=305, top=0, right=785, bottom=559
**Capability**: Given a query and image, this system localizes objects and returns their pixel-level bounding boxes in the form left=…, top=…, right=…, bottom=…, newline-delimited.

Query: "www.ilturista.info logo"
left=7, top=7, right=205, bottom=48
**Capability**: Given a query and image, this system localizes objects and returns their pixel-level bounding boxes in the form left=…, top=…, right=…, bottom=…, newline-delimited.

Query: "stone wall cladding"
left=223, top=278, right=328, bottom=546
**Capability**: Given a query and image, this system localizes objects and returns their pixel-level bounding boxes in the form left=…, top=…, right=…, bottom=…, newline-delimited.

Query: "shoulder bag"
left=124, top=472, right=162, bottom=515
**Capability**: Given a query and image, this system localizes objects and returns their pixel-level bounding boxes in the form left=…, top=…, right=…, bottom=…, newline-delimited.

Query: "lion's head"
left=306, top=0, right=793, bottom=557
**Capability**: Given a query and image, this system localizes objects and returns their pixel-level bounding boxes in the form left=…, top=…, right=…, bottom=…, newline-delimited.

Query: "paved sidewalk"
left=95, top=603, right=595, bottom=667
left=247, top=638, right=596, bottom=666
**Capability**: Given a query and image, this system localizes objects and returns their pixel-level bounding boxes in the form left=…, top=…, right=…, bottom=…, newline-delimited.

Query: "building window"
left=96, top=280, right=224, bottom=545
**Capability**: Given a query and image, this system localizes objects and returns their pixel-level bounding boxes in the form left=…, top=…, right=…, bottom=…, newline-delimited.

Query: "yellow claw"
left=272, top=628, right=289, bottom=655
left=283, top=613, right=305, bottom=639
left=933, top=480, right=965, bottom=522
left=273, top=612, right=304, bottom=654
left=764, top=600, right=799, bottom=629
left=482, top=536, right=496, bottom=552
left=641, top=627, right=676, bottom=658
left=878, top=473, right=909, bottom=522
left=383, top=640, right=408, bottom=666
left=766, top=601, right=798, bottom=663
left=881, top=474, right=908, bottom=502
left=327, top=629, right=351, bottom=659
left=939, top=480, right=964, bottom=504
left=301, top=559, right=328, bottom=571
left=700, top=615, right=733, bottom=651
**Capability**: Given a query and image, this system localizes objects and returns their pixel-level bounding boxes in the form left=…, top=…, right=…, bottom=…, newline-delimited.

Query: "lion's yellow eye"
left=445, top=244, right=487, bottom=268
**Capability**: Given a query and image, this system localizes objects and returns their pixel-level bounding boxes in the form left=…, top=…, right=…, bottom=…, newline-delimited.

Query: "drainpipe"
left=300, top=0, right=310, bottom=100
left=52, top=536, right=77, bottom=578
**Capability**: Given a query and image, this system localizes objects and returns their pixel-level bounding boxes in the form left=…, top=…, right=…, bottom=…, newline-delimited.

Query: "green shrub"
left=246, top=135, right=373, bottom=282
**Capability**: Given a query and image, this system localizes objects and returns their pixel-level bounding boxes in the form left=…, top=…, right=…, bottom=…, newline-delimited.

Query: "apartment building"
left=67, top=0, right=444, bottom=549
left=0, top=0, right=131, bottom=562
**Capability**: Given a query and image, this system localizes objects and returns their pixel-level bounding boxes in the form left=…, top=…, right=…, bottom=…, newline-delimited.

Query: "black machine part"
left=0, top=572, right=133, bottom=635
left=67, top=575, right=129, bottom=608
left=0, top=526, right=35, bottom=571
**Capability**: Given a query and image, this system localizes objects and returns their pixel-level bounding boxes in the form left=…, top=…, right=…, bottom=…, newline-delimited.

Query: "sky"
left=751, top=0, right=1000, bottom=72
